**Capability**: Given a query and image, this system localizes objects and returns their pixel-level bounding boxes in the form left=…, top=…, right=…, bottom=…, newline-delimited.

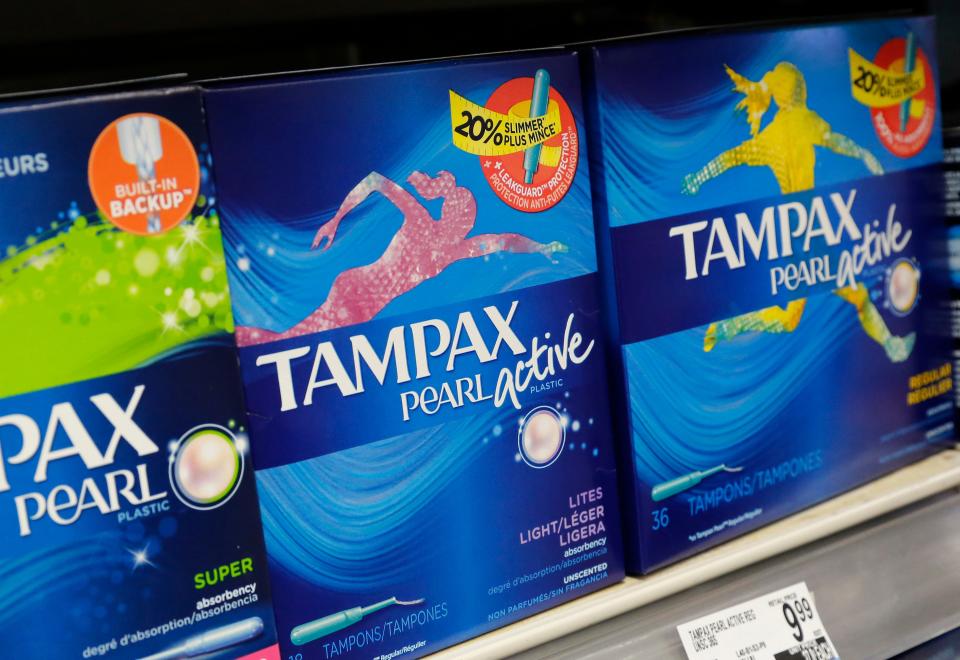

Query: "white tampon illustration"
left=138, top=616, right=264, bottom=660
left=117, top=115, right=164, bottom=233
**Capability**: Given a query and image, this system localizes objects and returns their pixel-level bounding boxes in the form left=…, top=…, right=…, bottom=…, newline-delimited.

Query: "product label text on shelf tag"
left=676, top=582, right=839, bottom=660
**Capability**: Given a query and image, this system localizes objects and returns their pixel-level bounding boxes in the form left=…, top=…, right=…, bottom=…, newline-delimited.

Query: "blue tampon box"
left=585, top=17, right=954, bottom=573
left=0, top=85, right=279, bottom=658
left=202, top=50, right=625, bottom=658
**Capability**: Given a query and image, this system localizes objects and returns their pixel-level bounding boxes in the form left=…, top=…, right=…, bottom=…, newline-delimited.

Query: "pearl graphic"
left=518, top=406, right=565, bottom=468
left=889, top=261, right=918, bottom=313
left=170, top=426, right=243, bottom=509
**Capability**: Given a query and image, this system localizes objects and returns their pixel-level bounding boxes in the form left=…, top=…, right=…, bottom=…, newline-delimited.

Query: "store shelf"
left=431, top=449, right=960, bottom=659
left=517, top=484, right=960, bottom=659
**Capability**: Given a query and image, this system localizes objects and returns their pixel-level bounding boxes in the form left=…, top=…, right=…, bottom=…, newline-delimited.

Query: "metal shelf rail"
left=432, top=449, right=960, bottom=659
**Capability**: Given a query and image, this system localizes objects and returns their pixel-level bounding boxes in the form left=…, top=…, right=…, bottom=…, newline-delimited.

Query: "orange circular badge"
left=88, top=113, right=200, bottom=235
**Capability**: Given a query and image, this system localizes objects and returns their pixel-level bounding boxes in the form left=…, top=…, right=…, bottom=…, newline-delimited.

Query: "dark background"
left=0, top=0, right=957, bottom=124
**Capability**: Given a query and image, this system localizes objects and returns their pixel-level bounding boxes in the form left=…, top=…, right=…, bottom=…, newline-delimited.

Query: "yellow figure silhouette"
left=684, top=62, right=914, bottom=363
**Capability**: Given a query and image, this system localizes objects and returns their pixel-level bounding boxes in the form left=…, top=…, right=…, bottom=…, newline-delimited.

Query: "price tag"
left=676, top=582, right=839, bottom=660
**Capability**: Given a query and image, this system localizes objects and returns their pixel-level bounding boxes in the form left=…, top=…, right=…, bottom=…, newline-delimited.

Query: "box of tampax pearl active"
left=202, top=50, right=625, bottom=659
left=585, top=17, right=952, bottom=573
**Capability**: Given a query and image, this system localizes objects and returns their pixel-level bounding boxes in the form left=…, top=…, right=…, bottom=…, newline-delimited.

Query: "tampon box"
left=203, top=50, right=625, bottom=658
left=585, top=17, right=953, bottom=573
left=0, top=85, right=279, bottom=658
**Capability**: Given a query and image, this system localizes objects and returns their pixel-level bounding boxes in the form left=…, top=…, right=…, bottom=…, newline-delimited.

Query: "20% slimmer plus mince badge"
left=450, top=68, right=579, bottom=212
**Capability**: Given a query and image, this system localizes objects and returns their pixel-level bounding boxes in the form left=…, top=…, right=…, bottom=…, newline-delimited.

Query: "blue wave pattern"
left=0, top=531, right=128, bottom=628
left=256, top=411, right=496, bottom=592
left=625, top=293, right=856, bottom=483
left=599, top=42, right=778, bottom=224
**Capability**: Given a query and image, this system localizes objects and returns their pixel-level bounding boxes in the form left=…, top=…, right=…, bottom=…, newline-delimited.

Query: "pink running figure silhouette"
left=236, top=170, right=567, bottom=347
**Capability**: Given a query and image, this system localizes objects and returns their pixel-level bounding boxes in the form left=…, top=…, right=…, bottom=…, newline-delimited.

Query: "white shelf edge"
left=431, top=448, right=960, bottom=659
